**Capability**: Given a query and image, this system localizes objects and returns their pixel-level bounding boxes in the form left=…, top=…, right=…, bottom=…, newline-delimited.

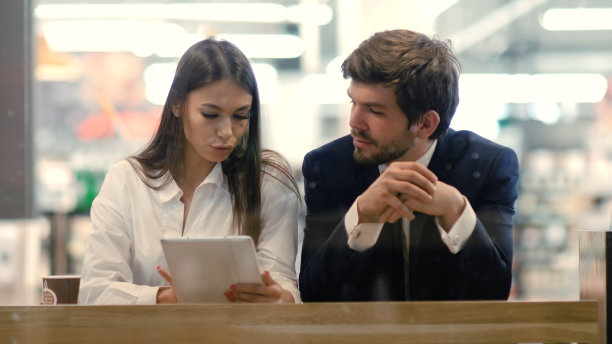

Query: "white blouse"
left=79, top=159, right=300, bottom=304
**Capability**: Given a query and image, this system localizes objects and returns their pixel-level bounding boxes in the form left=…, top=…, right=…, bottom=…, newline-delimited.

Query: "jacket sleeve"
left=448, top=146, right=519, bottom=300
left=299, top=151, right=373, bottom=301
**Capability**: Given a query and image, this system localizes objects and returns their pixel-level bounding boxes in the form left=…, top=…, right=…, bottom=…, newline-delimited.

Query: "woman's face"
left=179, top=79, right=252, bottom=169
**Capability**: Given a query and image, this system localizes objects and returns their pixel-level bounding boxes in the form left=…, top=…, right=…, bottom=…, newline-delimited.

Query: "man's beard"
left=352, top=129, right=415, bottom=165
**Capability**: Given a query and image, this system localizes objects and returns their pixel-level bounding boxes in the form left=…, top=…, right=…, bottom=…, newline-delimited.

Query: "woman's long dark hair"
left=129, top=38, right=298, bottom=244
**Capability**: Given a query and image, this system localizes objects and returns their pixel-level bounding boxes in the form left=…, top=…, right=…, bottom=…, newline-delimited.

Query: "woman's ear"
left=414, top=110, right=440, bottom=139
left=172, top=103, right=181, bottom=118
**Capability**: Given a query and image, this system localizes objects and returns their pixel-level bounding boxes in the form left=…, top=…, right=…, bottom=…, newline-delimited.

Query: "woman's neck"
left=174, top=151, right=216, bottom=235
left=176, top=145, right=216, bottom=189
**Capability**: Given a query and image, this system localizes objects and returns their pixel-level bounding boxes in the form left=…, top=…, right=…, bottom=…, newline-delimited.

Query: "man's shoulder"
left=302, top=135, right=361, bottom=179
left=440, top=129, right=514, bottom=157
left=304, top=135, right=354, bottom=162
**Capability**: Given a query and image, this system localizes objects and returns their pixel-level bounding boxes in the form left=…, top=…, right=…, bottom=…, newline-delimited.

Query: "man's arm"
left=299, top=151, right=373, bottom=302
left=409, top=146, right=519, bottom=300
left=452, top=146, right=519, bottom=299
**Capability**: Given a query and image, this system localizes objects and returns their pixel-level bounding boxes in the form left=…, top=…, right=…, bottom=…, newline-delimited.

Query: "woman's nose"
left=216, top=117, right=232, bottom=139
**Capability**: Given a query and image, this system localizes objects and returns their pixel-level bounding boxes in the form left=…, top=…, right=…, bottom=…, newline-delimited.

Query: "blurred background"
left=2, top=0, right=612, bottom=304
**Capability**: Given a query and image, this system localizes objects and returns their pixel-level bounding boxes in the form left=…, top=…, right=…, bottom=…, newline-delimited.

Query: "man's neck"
left=395, top=139, right=435, bottom=163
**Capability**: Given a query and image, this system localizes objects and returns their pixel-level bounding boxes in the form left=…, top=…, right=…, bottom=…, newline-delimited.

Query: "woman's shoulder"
left=104, top=158, right=160, bottom=189
left=261, top=151, right=292, bottom=179
left=261, top=151, right=299, bottom=194
left=106, top=159, right=140, bottom=179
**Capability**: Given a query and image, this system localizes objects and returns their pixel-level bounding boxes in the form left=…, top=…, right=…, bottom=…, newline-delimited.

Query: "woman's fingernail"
left=230, top=285, right=236, bottom=291
left=264, top=270, right=270, bottom=276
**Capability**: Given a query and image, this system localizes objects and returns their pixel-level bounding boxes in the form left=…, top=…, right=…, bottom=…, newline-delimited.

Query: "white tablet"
left=161, top=236, right=262, bottom=303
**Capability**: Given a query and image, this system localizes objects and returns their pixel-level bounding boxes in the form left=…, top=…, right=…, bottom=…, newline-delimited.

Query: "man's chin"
left=353, top=148, right=379, bottom=165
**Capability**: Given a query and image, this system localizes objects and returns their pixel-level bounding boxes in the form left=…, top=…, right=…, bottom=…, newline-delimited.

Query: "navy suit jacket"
left=299, top=130, right=519, bottom=301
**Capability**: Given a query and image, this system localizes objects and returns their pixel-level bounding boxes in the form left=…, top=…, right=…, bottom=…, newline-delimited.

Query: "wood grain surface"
left=0, top=301, right=600, bottom=343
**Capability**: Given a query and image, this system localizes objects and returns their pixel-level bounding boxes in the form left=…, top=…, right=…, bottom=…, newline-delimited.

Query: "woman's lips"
left=210, top=145, right=232, bottom=154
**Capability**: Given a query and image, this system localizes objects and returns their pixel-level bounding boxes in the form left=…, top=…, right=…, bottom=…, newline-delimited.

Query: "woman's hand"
left=156, top=266, right=178, bottom=304
left=225, top=270, right=294, bottom=303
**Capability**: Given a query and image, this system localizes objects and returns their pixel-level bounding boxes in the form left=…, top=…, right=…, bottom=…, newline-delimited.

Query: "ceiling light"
left=541, top=8, right=612, bottom=31
left=35, top=3, right=287, bottom=23
left=287, top=4, right=333, bottom=25
left=42, top=21, right=187, bottom=56
left=459, top=73, right=608, bottom=103
left=35, top=3, right=332, bottom=25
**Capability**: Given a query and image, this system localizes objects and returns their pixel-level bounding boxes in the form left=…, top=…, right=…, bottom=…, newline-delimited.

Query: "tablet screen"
left=161, top=236, right=262, bottom=303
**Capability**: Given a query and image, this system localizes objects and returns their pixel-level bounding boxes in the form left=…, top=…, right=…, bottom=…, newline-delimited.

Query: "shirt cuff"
left=435, top=196, right=476, bottom=254
left=137, top=285, right=161, bottom=304
left=344, top=198, right=384, bottom=252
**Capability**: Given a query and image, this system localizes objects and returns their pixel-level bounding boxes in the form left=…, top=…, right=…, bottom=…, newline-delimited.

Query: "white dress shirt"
left=79, top=159, right=300, bottom=304
left=345, top=140, right=477, bottom=253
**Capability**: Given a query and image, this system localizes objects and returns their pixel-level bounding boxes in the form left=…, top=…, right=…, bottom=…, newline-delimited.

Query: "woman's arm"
left=79, top=163, right=164, bottom=305
left=228, top=168, right=300, bottom=303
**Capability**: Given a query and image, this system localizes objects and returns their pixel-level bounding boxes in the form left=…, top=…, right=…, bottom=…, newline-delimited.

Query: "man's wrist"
left=438, top=195, right=466, bottom=231
left=356, top=196, right=377, bottom=224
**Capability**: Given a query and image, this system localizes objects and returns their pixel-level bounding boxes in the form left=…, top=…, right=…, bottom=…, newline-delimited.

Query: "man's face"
left=348, top=81, right=416, bottom=165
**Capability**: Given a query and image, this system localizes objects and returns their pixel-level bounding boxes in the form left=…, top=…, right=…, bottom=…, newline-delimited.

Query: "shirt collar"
left=378, top=139, right=438, bottom=173
left=157, top=162, right=228, bottom=203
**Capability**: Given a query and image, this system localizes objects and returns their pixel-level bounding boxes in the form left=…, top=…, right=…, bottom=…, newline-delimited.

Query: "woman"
left=79, top=38, right=300, bottom=304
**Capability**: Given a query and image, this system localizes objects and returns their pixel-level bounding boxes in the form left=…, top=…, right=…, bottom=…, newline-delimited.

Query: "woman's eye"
left=201, top=113, right=217, bottom=118
left=234, top=114, right=250, bottom=120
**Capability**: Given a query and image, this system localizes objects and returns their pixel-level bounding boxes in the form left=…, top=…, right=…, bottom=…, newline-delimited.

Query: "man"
left=299, top=29, right=519, bottom=302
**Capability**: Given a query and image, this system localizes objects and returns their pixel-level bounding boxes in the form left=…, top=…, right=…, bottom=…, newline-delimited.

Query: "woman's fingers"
left=227, top=271, right=286, bottom=303
left=156, top=266, right=173, bottom=285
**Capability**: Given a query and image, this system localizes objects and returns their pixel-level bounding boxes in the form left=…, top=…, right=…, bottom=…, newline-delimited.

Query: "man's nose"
left=349, top=106, right=367, bottom=130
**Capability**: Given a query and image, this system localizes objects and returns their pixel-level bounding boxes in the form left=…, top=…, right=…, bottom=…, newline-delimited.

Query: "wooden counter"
left=0, top=301, right=600, bottom=343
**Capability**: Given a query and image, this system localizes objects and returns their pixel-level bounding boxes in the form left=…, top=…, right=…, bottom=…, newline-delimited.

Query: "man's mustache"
left=350, top=129, right=374, bottom=144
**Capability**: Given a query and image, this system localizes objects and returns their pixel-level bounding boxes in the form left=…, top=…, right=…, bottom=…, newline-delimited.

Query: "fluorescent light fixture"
left=459, top=73, right=608, bottom=103
left=35, top=3, right=333, bottom=25
left=287, top=4, right=333, bottom=25
left=42, top=21, right=302, bottom=59
left=541, top=8, right=612, bottom=31
left=43, top=21, right=187, bottom=56
left=35, top=3, right=286, bottom=23
left=218, top=34, right=304, bottom=59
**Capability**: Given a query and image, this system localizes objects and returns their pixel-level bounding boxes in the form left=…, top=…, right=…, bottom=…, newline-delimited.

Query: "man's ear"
left=414, top=110, right=440, bottom=139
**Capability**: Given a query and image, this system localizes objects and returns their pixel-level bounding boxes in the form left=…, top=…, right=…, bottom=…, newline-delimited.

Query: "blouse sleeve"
left=78, top=164, right=160, bottom=304
left=257, top=169, right=301, bottom=303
